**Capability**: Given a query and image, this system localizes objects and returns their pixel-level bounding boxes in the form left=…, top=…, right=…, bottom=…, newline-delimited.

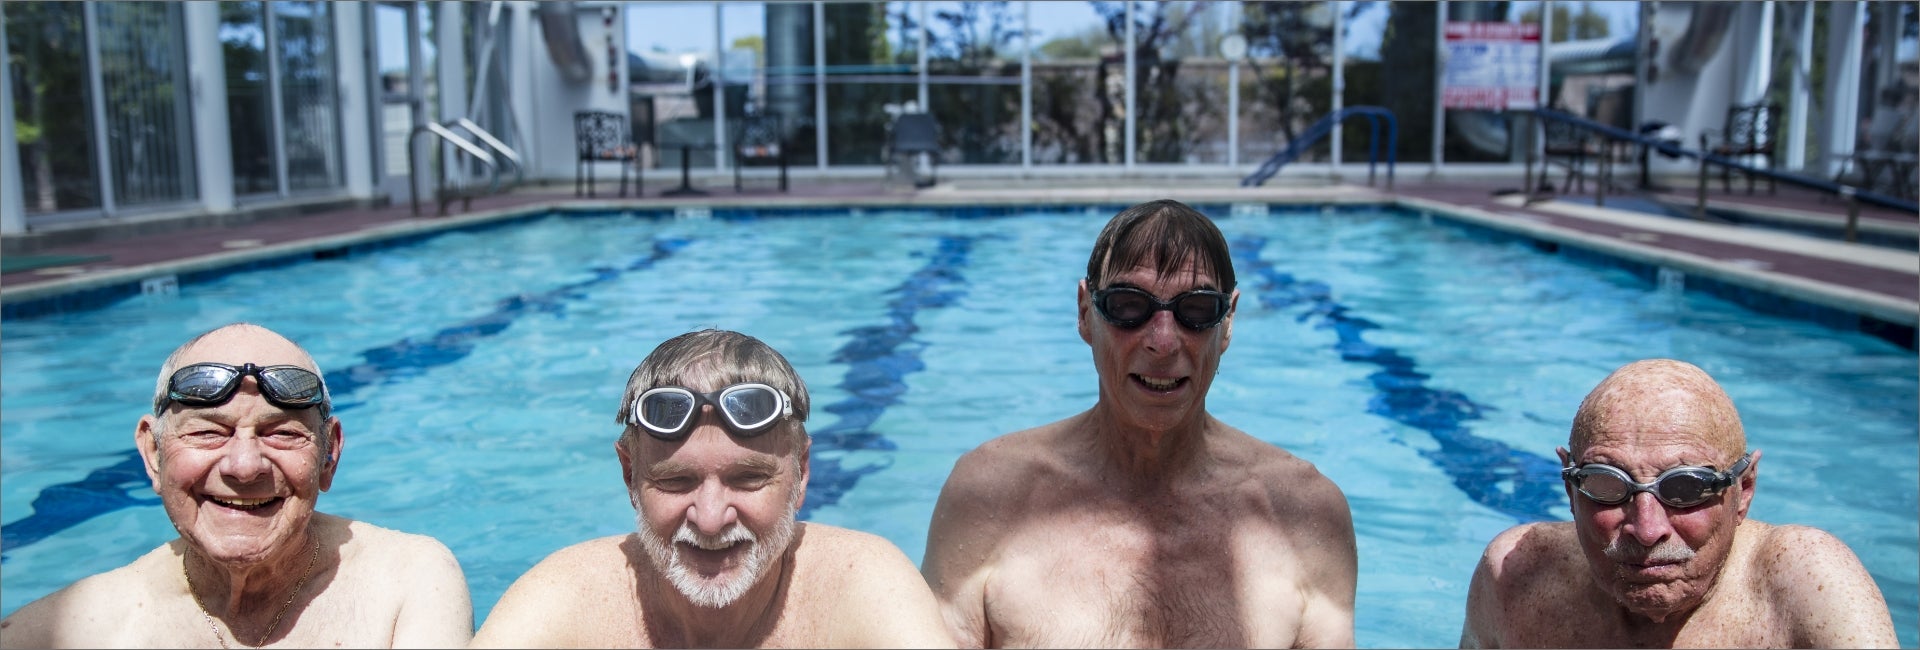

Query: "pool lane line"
left=1229, top=235, right=1564, bottom=523
left=0, top=236, right=693, bottom=559
left=801, top=236, right=975, bottom=519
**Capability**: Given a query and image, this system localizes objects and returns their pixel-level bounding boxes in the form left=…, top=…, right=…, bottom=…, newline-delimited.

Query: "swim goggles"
left=1089, top=284, right=1232, bottom=331
left=1561, top=452, right=1752, bottom=509
left=629, top=383, right=793, bottom=441
left=154, top=362, right=331, bottom=419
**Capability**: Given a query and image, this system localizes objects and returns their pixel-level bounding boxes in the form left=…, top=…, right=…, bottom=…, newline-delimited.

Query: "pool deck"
left=3, top=175, right=1915, bottom=339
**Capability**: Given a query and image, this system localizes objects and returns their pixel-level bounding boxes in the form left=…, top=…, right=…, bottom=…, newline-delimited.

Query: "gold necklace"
left=182, top=541, right=320, bottom=649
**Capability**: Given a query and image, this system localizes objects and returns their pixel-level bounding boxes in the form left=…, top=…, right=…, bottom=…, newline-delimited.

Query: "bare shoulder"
left=0, top=545, right=171, bottom=648
left=1477, top=521, right=1578, bottom=582
left=796, top=524, right=955, bottom=648
left=335, top=515, right=462, bottom=568
left=1218, top=425, right=1348, bottom=524
left=932, top=423, right=1075, bottom=526
left=1745, top=522, right=1897, bottom=647
left=797, top=524, right=927, bottom=595
left=1462, top=522, right=1582, bottom=649
left=471, top=536, right=633, bottom=648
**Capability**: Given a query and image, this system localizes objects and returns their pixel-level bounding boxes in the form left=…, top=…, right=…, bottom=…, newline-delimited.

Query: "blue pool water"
left=3, top=205, right=1914, bottom=647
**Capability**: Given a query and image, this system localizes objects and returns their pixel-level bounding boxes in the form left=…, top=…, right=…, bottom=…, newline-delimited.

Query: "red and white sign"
left=1442, top=21, right=1541, bottom=110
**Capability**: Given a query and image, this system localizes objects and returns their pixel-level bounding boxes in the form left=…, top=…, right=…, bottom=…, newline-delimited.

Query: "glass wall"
left=1341, top=1, right=1435, bottom=163
left=277, top=1, right=342, bottom=192
left=1239, top=1, right=1334, bottom=165
left=96, top=1, right=197, bottom=207
left=222, top=1, right=278, bottom=196
left=628, top=2, right=719, bottom=169
left=6, top=1, right=100, bottom=214
left=823, top=1, right=910, bottom=165
left=1136, top=1, right=1231, bottom=164
left=1028, top=2, right=1116, bottom=164
left=921, top=1, right=1021, bottom=165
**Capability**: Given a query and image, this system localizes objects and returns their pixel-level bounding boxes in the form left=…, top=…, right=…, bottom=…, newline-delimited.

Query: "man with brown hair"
left=922, top=199, right=1358, bottom=648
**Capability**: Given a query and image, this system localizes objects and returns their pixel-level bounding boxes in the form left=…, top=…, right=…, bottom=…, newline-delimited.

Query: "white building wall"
left=184, top=1, right=235, bottom=214
left=337, top=2, right=376, bottom=199
left=523, top=2, right=628, bottom=181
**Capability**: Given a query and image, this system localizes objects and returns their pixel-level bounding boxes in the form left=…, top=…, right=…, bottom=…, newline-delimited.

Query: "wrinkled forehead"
left=1101, top=251, right=1221, bottom=290
left=174, top=329, right=319, bottom=374
left=1571, top=367, right=1744, bottom=460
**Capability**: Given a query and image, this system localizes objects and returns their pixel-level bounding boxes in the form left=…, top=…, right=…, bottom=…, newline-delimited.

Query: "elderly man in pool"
left=921, top=199, right=1358, bottom=647
left=1460, top=358, right=1897, bottom=648
left=471, top=329, right=953, bottom=648
left=0, top=322, right=474, bottom=648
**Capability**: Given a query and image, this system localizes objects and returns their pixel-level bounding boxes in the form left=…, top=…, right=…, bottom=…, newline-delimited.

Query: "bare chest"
left=983, top=504, right=1305, bottom=648
left=1502, top=588, right=1787, bottom=648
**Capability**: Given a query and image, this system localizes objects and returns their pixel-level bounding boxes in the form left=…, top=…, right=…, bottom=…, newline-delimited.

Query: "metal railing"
left=408, top=122, right=500, bottom=217
left=1528, top=108, right=1918, bottom=240
left=1243, top=106, right=1398, bottom=189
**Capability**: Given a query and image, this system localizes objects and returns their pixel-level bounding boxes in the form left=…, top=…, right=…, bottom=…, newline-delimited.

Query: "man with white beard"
left=472, top=329, right=953, bottom=648
left=1460, top=359, right=1897, bottom=648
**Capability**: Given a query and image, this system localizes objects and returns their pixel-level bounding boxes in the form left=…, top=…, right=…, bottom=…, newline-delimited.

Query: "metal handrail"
left=1242, top=106, right=1398, bottom=189
left=409, top=122, right=500, bottom=217
left=1531, top=108, right=1918, bottom=214
left=453, top=118, right=524, bottom=186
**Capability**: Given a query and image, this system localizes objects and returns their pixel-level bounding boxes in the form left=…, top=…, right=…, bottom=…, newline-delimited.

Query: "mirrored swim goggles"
left=1089, top=283, right=1232, bottom=331
left=629, top=383, right=794, bottom=441
left=1561, top=452, right=1752, bottom=508
left=155, top=362, right=331, bottom=419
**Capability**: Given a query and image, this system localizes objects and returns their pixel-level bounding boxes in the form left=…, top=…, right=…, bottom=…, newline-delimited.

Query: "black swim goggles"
left=1089, top=283, right=1232, bottom=331
left=154, top=362, right=331, bottom=419
left=629, top=383, right=794, bottom=441
left=1561, top=452, right=1752, bottom=509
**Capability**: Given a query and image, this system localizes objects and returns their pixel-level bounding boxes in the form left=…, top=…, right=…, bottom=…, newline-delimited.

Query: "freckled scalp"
left=1570, top=359, right=1745, bottom=459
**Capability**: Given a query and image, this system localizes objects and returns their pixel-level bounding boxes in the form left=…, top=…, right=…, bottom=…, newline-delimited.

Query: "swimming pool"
left=3, top=205, right=1914, bottom=647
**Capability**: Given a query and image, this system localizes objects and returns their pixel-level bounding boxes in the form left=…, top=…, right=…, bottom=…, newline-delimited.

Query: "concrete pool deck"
left=3, top=176, right=1915, bottom=344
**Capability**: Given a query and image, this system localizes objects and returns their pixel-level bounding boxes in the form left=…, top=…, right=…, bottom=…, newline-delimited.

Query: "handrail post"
left=1523, top=112, right=1537, bottom=200
left=1841, top=186, right=1860, bottom=243
left=1694, top=146, right=1709, bottom=220
left=1595, top=138, right=1608, bottom=208
left=1367, top=115, right=1381, bottom=187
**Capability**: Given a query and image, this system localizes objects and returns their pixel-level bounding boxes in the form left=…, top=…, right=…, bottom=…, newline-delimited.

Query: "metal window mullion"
left=1227, top=3, right=1238, bottom=168
left=1331, top=1, right=1344, bottom=167
left=1432, top=0, right=1447, bottom=169
left=83, top=1, right=117, bottom=213
left=172, top=3, right=198, bottom=201
left=715, top=4, right=726, bottom=171
left=1021, top=1, right=1030, bottom=169
left=1124, top=0, right=1135, bottom=168
left=814, top=1, right=825, bottom=169
left=917, top=2, right=928, bottom=108
left=268, top=2, right=289, bottom=196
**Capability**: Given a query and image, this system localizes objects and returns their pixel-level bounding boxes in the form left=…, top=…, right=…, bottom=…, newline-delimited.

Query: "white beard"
left=635, top=491, right=800, bottom=609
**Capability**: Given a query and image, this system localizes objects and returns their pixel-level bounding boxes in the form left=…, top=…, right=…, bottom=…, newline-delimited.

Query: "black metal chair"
left=575, top=111, right=639, bottom=197
left=732, top=111, right=787, bottom=192
left=1701, top=101, right=1780, bottom=195
left=1541, top=118, right=1596, bottom=195
left=886, top=112, right=941, bottom=188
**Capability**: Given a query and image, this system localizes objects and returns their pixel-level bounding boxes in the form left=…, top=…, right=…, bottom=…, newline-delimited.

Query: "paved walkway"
left=3, top=176, right=1915, bottom=336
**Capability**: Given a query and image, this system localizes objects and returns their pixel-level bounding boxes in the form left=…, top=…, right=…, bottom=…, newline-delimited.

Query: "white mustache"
left=674, top=520, right=755, bottom=550
left=1605, top=537, right=1696, bottom=564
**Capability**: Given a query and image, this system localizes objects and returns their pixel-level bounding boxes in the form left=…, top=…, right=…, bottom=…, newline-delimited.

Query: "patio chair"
left=732, top=109, right=788, bottom=192
left=1847, top=90, right=1918, bottom=200
left=1541, top=118, right=1596, bottom=195
left=575, top=110, right=639, bottom=197
left=1700, top=101, right=1779, bottom=195
left=886, top=112, right=941, bottom=189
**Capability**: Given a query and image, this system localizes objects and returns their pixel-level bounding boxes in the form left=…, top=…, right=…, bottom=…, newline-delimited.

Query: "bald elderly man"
left=1460, top=359, right=1896, bottom=648
left=0, top=323, right=472, bottom=648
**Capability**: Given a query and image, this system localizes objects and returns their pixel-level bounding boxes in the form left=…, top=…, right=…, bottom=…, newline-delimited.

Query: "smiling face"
left=135, top=325, right=340, bottom=567
left=1079, top=257, right=1237, bottom=435
left=618, top=377, right=807, bottom=609
left=1563, top=360, right=1754, bottom=623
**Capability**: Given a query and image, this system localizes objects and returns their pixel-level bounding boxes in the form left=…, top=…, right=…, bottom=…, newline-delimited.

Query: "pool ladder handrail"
left=1242, top=106, right=1398, bottom=190
left=408, top=120, right=522, bottom=217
